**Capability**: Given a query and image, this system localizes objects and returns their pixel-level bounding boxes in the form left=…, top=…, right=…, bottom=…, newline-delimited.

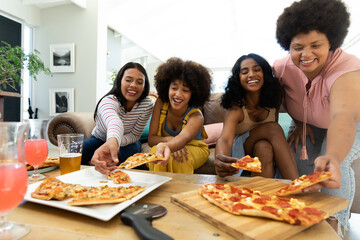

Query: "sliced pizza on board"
left=199, top=183, right=328, bottom=226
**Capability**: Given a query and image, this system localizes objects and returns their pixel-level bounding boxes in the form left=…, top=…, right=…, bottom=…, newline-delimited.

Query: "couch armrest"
left=47, top=112, right=95, bottom=146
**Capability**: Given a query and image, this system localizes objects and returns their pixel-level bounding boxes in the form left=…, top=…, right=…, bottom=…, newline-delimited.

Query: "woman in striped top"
left=83, top=62, right=153, bottom=174
left=147, top=57, right=212, bottom=173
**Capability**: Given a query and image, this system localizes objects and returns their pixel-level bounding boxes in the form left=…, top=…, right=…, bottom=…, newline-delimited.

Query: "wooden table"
left=9, top=167, right=341, bottom=240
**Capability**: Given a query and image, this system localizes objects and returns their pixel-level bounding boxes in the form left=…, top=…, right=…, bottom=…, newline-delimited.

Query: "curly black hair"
left=221, top=53, right=281, bottom=110
left=276, top=0, right=350, bottom=51
left=154, top=57, right=212, bottom=108
left=94, top=62, right=150, bottom=118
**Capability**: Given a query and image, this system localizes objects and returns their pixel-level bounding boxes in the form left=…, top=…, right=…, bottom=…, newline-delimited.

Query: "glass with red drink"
left=25, top=119, right=49, bottom=181
left=0, top=122, right=31, bottom=239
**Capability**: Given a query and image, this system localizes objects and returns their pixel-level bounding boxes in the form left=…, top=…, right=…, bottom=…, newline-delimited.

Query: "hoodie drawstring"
left=300, top=94, right=308, bottom=160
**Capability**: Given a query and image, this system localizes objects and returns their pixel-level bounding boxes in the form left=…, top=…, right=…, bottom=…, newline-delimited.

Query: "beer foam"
left=60, top=153, right=81, bottom=158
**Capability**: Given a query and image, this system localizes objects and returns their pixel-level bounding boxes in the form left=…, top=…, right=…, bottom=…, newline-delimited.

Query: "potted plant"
left=0, top=41, right=52, bottom=91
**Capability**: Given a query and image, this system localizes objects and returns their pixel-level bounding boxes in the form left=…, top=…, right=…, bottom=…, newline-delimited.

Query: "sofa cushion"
left=204, top=123, right=223, bottom=147
left=139, top=118, right=151, bottom=141
left=203, top=92, right=227, bottom=125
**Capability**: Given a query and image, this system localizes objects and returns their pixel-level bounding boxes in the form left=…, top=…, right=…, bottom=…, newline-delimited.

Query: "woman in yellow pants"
left=147, top=57, right=211, bottom=173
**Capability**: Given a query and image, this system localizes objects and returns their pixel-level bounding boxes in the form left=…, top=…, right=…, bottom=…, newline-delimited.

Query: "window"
left=22, top=25, right=34, bottom=119
left=211, top=68, right=231, bottom=93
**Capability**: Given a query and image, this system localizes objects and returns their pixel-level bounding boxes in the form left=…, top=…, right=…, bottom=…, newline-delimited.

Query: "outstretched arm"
left=306, top=70, right=360, bottom=191
left=215, top=107, right=242, bottom=177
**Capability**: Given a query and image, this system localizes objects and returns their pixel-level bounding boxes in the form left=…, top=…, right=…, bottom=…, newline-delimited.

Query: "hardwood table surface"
left=9, top=166, right=340, bottom=240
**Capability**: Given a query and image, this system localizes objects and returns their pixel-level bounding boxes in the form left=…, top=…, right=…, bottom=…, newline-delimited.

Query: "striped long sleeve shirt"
left=92, top=94, right=153, bottom=147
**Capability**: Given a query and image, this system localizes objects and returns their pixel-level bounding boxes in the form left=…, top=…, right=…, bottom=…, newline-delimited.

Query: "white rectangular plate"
left=24, top=167, right=172, bottom=221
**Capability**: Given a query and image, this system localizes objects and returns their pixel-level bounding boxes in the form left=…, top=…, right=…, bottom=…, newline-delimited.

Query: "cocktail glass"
left=25, top=120, right=48, bottom=181
left=0, top=122, right=31, bottom=239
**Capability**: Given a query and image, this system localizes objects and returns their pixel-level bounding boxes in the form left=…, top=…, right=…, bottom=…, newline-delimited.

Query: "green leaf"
left=0, top=41, right=52, bottom=91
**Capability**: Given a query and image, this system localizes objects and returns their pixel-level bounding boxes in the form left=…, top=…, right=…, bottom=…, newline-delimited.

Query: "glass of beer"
left=57, top=134, right=84, bottom=175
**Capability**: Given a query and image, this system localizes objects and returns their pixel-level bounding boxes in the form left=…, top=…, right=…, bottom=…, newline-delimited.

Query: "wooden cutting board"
left=171, top=176, right=348, bottom=240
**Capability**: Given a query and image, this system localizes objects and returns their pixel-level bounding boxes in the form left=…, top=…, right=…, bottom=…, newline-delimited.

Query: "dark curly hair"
left=154, top=57, right=211, bottom=108
left=221, top=53, right=281, bottom=110
left=94, top=62, right=150, bottom=118
left=276, top=0, right=350, bottom=51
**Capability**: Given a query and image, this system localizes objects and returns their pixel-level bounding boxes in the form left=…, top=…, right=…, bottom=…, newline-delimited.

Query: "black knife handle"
left=120, top=212, right=173, bottom=240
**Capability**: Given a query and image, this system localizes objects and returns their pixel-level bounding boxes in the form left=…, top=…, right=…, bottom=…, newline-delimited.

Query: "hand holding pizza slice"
left=118, top=152, right=166, bottom=169
left=231, top=155, right=261, bottom=172
left=275, top=171, right=333, bottom=196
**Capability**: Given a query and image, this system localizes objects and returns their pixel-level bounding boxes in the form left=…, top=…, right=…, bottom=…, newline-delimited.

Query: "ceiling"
left=25, top=0, right=360, bottom=69
left=106, top=0, right=360, bottom=69
left=22, top=0, right=86, bottom=9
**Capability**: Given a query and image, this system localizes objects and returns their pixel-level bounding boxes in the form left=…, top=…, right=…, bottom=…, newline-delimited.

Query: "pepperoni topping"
left=214, top=184, right=225, bottom=190
left=242, top=187, right=253, bottom=193
left=230, top=186, right=243, bottom=194
left=303, top=207, right=322, bottom=216
left=307, top=172, right=322, bottom=182
left=262, top=206, right=279, bottom=216
left=242, top=157, right=254, bottom=163
left=288, top=209, right=300, bottom=218
left=237, top=161, right=247, bottom=167
left=276, top=196, right=290, bottom=202
left=275, top=201, right=291, bottom=208
left=233, top=203, right=253, bottom=211
left=229, top=196, right=241, bottom=202
left=253, top=195, right=271, bottom=204
left=240, top=193, right=252, bottom=198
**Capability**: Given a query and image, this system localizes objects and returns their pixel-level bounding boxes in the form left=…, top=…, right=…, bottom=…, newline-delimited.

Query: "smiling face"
left=168, top=79, right=192, bottom=111
left=239, top=58, right=264, bottom=92
left=120, top=68, right=145, bottom=109
left=290, top=30, right=331, bottom=81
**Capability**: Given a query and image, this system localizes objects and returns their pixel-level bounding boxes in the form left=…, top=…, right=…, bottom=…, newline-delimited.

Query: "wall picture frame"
left=50, top=43, right=75, bottom=73
left=49, top=88, right=74, bottom=116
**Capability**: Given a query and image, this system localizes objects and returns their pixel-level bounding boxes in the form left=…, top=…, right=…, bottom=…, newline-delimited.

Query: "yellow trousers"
left=147, top=140, right=209, bottom=173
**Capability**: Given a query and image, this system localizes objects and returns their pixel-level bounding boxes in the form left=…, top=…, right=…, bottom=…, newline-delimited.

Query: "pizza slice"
left=27, top=157, right=60, bottom=171
left=31, top=178, right=69, bottom=200
left=67, top=185, right=145, bottom=206
left=31, top=178, right=90, bottom=200
left=107, top=170, right=131, bottom=184
left=118, top=152, right=166, bottom=169
left=199, top=183, right=328, bottom=226
left=275, top=171, right=333, bottom=196
left=231, top=155, right=261, bottom=172
left=31, top=178, right=145, bottom=206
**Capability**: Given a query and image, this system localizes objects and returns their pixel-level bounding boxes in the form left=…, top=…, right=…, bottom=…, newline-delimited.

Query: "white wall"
left=0, top=0, right=104, bottom=119
left=34, top=2, right=100, bottom=118
left=0, top=0, right=40, bottom=26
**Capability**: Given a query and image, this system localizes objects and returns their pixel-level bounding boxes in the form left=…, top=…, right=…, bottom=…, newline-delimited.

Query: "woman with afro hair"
left=147, top=57, right=211, bottom=173
left=274, top=0, right=360, bottom=232
left=214, top=53, right=298, bottom=180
